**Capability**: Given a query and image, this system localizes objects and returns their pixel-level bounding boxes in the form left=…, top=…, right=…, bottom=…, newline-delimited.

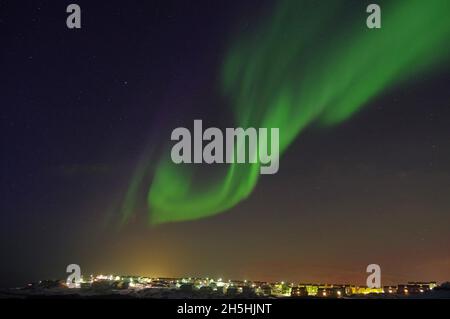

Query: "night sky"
left=1, top=0, right=449, bottom=288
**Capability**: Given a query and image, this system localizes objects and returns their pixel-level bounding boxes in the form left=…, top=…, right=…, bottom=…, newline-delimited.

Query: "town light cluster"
left=50, top=275, right=438, bottom=298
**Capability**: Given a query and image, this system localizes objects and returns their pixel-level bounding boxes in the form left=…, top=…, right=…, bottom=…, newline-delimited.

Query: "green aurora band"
left=122, top=0, right=450, bottom=225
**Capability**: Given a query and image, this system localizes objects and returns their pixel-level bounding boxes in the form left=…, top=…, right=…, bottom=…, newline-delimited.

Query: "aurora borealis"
left=1, top=0, right=450, bottom=289
left=125, top=0, right=450, bottom=224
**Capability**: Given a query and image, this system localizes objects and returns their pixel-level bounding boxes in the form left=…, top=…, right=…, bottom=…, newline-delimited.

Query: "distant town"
left=2, top=275, right=450, bottom=299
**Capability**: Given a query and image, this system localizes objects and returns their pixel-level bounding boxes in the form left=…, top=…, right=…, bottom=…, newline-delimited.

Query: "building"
left=291, top=286, right=307, bottom=297
left=398, top=282, right=436, bottom=295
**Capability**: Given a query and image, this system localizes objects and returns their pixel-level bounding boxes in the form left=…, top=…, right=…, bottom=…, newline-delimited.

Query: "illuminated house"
left=398, top=282, right=436, bottom=295
left=383, top=286, right=397, bottom=294
left=291, top=286, right=307, bottom=297
left=348, top=286, right=383, bottom=295
left=317, top=287, right=329, bottom=297
left=259, top=284, right=272, bottom=296
left=408, top=282, right=437, bottom=290
left=304, top=284, right=319, bottom=296
left=271, top=282, right=292, bottom=296
left=328, top=286, right=345, bottom=298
